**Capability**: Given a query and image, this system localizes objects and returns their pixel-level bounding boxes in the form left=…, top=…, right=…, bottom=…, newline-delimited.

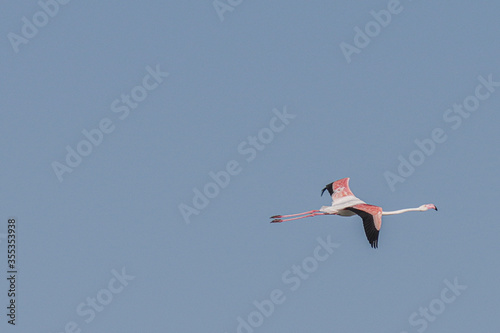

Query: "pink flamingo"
left=270, top=178, right=437, bottom=248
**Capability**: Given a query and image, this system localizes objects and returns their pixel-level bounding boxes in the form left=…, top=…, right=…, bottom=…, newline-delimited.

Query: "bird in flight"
left=270, top=178, right=437, bottom=248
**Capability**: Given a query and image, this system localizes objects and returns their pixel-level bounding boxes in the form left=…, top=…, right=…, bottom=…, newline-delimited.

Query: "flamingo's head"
left=420, top=204, right=438, bottom=211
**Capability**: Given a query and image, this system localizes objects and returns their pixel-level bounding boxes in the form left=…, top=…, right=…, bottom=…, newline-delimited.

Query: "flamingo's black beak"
left=434, top=206, right=438, bottom=211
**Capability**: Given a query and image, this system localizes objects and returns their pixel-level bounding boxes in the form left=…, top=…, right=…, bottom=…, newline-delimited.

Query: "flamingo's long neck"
left=382, top=207, right=421, bottom=216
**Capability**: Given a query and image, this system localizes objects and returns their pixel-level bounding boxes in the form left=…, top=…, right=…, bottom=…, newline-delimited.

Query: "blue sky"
left=1, top=1, right=499, bottom=332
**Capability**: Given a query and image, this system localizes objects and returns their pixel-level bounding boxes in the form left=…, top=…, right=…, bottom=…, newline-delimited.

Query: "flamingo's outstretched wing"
left=346, top=204, right=382, bottom=249
left=321, top=178, right=355, bottom=201
left=321, top=178, right=365, bottom=211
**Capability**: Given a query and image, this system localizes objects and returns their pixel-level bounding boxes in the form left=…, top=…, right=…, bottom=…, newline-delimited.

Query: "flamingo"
left=270, top=178, right=437, bottom=248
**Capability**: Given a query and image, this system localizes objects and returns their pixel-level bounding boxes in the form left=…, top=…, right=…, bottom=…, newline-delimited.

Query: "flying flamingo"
left=270, top=178, right=437, bottom=248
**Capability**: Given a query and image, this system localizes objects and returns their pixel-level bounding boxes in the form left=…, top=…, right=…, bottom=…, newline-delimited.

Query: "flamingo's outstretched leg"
left=271, top=212, right=331, bottom=223
left=270, top=210, right=321, bottom=219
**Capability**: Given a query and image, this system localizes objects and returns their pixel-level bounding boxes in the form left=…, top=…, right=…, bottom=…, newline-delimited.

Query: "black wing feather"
left=321, top=182, right=334, bottom=197
left=345, top=207, right=379, bottom=249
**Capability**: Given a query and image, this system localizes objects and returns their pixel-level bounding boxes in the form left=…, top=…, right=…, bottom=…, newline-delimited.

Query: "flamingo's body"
left=270, top=178, right=437, bottom=248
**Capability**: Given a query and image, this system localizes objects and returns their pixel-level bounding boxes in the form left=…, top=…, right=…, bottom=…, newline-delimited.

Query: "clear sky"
left=1, top=1, right=499, bottom=332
